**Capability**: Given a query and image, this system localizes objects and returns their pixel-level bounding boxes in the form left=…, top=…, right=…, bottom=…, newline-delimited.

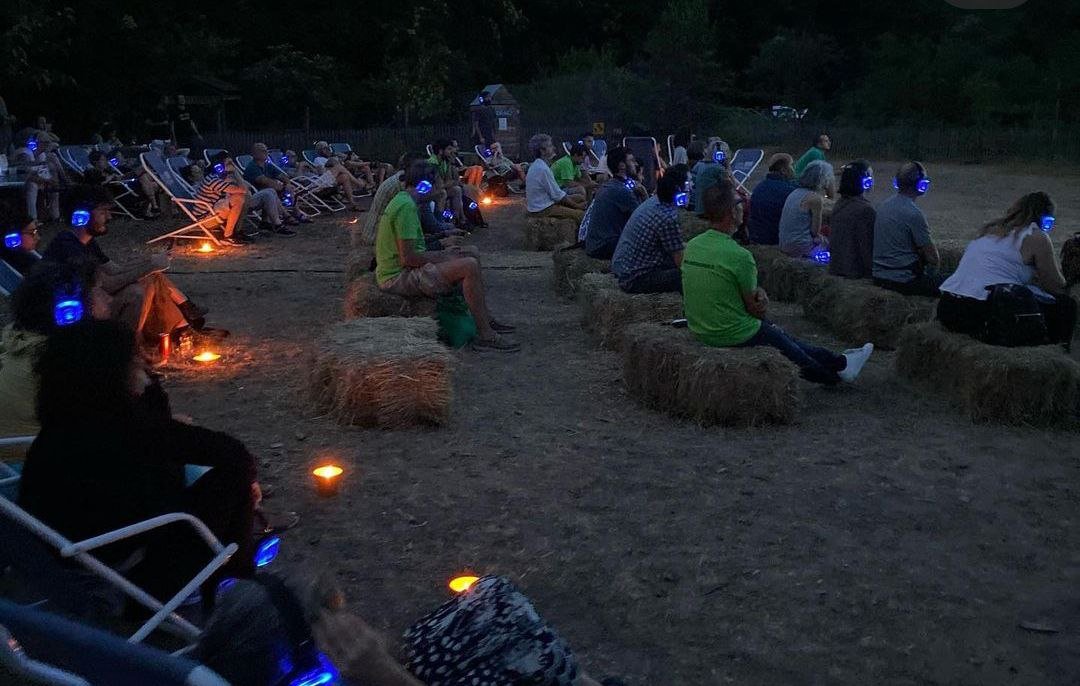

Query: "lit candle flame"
left=312, top=465, right=344, bottom=480
left=193, top=351, right=221, bottom=363
left=481, top=196, right=493, bottom=205
left=448, top=575, right=479, bottom=593
left=198, top=242, right=214, bottom=253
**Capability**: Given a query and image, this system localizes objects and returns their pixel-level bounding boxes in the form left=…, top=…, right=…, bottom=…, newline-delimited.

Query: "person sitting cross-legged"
left=196, top=151, right=294, bottom=245
left=375, top=161, right=519, bottom=352
left=42, top=185, right=221, bottom=344
left=611, top=165, right=690, bottom=294
left=581, top=146, right=642, bottom=260
left=525, top=133, right=586, bottom=222
left=682, top=179, right=874, bottom=385
left=243, top=142, right=312, bottom=227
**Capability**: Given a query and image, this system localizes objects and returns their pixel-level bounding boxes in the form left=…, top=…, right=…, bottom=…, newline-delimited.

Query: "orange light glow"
left=193, top=351, right=221, bottom=363
left=449, top=575, right=480, bottom=593
left=198, top=242, right=214, bottom=253
left=481, top=196, right=493, bottom=205
left=312, top=465, right=344, bottom=480
left=348, top=217, right=360, bottom=224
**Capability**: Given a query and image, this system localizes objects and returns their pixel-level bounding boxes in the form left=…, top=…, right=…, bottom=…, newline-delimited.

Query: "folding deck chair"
left=140, top=152, right=223, bottom=246
left=271, top=151, right=343, bottom=213
left=0, top=479, right=237, bottom=646
left=167, top=156, right=196, bottom=194
left=622, top=136, right=663, bottom=194
left=666, top=134, right=675, bottom=165
left=330, top=142, right=352, bottom=155
left=729, top=148, right=765, bottom=192
left=474, top=145, right=524, bottom=194
left=1, top=259, right=26, bottom=297
left=0, top=599, right=229, bottom=685
left=58, top=145, right=140, bottom=220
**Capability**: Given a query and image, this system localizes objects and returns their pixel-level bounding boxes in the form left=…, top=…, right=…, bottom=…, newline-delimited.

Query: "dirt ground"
left=4, top=160, right=1080, bottom=685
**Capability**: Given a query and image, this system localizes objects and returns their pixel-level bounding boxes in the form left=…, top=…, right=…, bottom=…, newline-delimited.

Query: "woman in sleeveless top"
left=938, top=191, right=1076, bottom=349
left=779, top=160, right=834, bottom=258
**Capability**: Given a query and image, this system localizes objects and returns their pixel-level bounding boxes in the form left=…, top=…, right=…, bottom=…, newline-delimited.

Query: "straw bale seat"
left=343, top=273, right=437, bottom=319
left=552, top=243, right=610, bottom=299
left=577, top=273, right=683, bottom=350
left=524, top=216, right=578, bottom=251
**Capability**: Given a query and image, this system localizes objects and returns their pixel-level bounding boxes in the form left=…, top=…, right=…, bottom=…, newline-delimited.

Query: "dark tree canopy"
left=2, top=0, right=1077, bottom=139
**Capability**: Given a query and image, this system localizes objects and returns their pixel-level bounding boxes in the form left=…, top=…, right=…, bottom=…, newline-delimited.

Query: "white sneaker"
left=838, top=343, right=874, bottom=382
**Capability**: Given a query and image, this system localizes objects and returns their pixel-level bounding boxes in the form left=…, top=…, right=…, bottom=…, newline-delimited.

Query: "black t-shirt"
left=0, top=247, right=41, bottom=275
left=41, top=231, right=109, bottom=267
left=149, top=104, right=171, bottom=141
left=169, top=105, right=198, bottom=144
left=474, top=106, right=496, bottom=143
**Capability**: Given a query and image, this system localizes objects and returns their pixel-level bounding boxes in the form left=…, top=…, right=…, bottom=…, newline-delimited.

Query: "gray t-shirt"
left=778, top=188, right=816, bottom=257
left=872, top=194, right=931, bottom=282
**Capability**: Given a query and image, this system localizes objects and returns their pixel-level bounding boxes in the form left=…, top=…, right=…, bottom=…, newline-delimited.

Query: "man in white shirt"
left=524, top=133, right=586, bottom=221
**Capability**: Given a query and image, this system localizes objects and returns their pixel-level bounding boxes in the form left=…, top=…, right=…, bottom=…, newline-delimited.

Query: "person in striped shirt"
left=194, top=151, right=293, bottom=245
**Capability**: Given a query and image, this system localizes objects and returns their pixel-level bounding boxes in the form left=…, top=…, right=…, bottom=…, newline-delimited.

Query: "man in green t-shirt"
left=429, top=138, right=465, bottom=223
left=549, top=142, right=596, bottom=202
left=374, top=160, right=519, bottom=352
left=793, top=132, right=831, bottom=177
left=681, top=177, right=873, bottom=385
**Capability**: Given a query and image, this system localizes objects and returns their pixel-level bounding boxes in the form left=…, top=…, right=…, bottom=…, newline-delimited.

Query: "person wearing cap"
left=747, top=153, right=797, bottom=245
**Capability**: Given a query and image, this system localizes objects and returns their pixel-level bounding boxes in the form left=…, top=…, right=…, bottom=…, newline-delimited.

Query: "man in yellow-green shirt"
left=681, top=176, right=873, bottom=385
left=374, top=160, right=519, bottom=352
left=550, top=141, right=596, bottom=202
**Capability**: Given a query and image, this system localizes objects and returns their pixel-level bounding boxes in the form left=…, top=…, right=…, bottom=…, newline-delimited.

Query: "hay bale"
left=524, top=216, right=578, bottom=251
left=552, top=243, right=610, bottom=299
left=937, top=239, right=967, bottom=277
left=621, top=322, right=800, bottom=426
left=896, top=322, right=1080, bottom=427
left=680, top=212, right=712, bottom=241
left=343, top=273, right=437, bottom=319
left=761, top=254, right=830, bottom=303
left=577, top=273, right=683, bottom=350
left=803, top=278, right=936, bottom=350
left=345, top=248, right=374, bottom=283
left=746, top=244, right=787, bottom=293
left=309, top=318, right=451, bottom=428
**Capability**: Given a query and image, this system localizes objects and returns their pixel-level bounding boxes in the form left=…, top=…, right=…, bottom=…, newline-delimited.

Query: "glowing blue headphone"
left=282, top=191, right=295, bottom=208
left=212, top=161, right=227, bottom=176
left=109, top=156, right=120, bottom=167
left=1040, top=214, right=1055, bottom=232
left=71, top=208, right=92, bottom=227
left=281, top=154, right=290, bottom=165
left=441, top=209, right=455, bottom=220
left=623, top=178, right=637, bottom=191
left=674, top=181, right=691, bottom=208
left=482, top=148, right=492, bottom=158
left=415, top=179, right=433, bottom=195
left=27, top=136, right=38, bottom=153
left=894, top=164, right=930, bottom=195
left=54, top=285, right=85, bottom=327
left=468, top=200, right=478, bottom=211
left=861, top=173, right=874, bottom=191
left=254, top=536, right=281, bottom=568
left=712, top=148, right=726, bottom=164
left=810, top=249, right=831, bottom=264
left=4, top=232, right=21, bottom=249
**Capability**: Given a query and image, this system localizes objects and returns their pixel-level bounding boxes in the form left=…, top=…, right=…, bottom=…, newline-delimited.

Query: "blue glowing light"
left=861, top=175, right=874, bottom=191
left=254, top=536, right=281, bottom=568
left=109, top=157, right=120, bottom=167
left=712, top=149, right=726, bottom=164
left=482, top=148, right=492, bottom=158
left=1041, top=215, right=1056, bottom=232
left=916, top=178, right=931, bottom=194
left=213, top=162, right=226, bottom=175
left=4, top=232, right=21, bottom=249
left=623, top=178, right=636, bottom=191
left=215, top=577, right=238, bottom=598
left=290, top=654, right=338, bottom=686
left=468, top=201, right=478, bottom=211
left=27, top=137, right=38, bottom=153
left=674, top=192, right=689, bottom=208
left=282, top=192, right=295, bottom=208
left=281, top=155, right=290, bottom=165
left=810, top=249, right=831, bottom=265
left=415, top=180, right=433, bottom=195
left=54, top=299, right=84, bottom=327
left=893, top=177, right=899, bottom=190
left=71, top=209, right=91, bottom=227
left=441, top=209, right=455, bottom=221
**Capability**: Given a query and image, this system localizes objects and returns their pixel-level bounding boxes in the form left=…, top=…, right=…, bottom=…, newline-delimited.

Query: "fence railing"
left=205, top=121, right=1080, bottom=165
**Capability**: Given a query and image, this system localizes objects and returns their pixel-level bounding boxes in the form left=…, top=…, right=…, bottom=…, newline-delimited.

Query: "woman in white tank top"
left=937, top=192, right=1075, bottom=349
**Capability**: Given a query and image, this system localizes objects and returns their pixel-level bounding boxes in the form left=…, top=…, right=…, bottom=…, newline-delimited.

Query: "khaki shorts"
left=379, top=263, right=451, bottom=298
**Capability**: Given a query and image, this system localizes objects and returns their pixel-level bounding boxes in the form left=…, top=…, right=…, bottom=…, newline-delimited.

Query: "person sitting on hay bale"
left=611, top=165, right=690, bottom=294
left=779, top=160, right=833, bottom=259
left=682, top=179, right=874, bottom=385
left=375, top=160, right=519, bottom=352
left=938, top=191, right=1076, bottom=351
left=581, top=146, right=643, bottom=259
left=828, top=160, right=877, bottom=279
left=690, top=139, right=731, bottom=215
left=551, top=141, right=597, bottom=203
left=358, top=151, right=413, bottom=246
left=748, top=153, right=797, bottom=246
left=525, top=133, right=587, bottom=222
left=42, top=185, right=224, bottom=345
left=872, top=161, right=943, bottom=297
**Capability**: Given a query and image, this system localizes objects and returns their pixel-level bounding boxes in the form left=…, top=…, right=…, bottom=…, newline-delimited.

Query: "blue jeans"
left=737, top=320, right=845, bottom=385
left=620, top=267, right=683, bottom=294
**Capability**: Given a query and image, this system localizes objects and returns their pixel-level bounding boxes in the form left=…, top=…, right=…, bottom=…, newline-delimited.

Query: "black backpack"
left=981, top=283, right=1048, bottom=347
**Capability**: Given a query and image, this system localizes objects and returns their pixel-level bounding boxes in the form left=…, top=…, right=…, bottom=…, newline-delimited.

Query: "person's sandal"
left=489, top=319, right=516, bottom=333
left=254, top=507, right=301, bottom=536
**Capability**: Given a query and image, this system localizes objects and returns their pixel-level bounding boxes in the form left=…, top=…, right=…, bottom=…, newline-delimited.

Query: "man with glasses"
left=0, top=211, right=42, bottom=276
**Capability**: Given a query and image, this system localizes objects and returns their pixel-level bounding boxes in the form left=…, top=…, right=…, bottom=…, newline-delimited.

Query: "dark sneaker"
left=489, top=319, right=516, bottom=333
left=272, top=225, right=297, bottom=236
left=473, top=335, right=520, bottom=352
